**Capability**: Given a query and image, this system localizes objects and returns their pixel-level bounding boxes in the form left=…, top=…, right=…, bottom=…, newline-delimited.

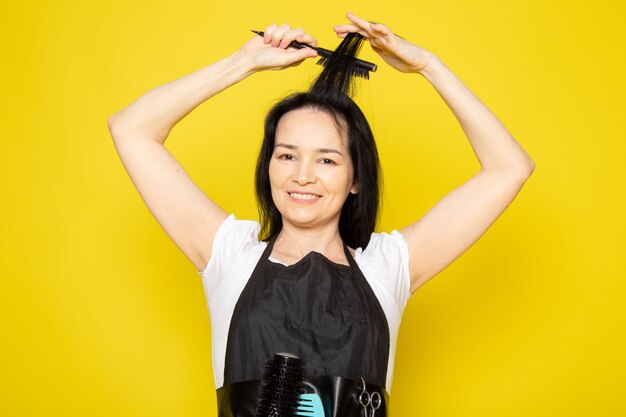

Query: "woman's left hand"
left=333, top=11, right=438, bottom=74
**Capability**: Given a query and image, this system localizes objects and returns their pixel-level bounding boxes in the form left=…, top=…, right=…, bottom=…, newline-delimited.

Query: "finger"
left=295, top=32, right=318, bottom=48
left=371, top=22, right=393, bottom=36
left=333, top=23, right=369, bottom=38
left=296, top=47, right=318, bottom=59
left=279, top=27, right=304, bottom=49
left=263, top=23, right=278, bottom=44
left=284, top=47, right=318, bottom=66
left=333, top=23, right=360, bottom=33
left=345, top=11, right=375, bottom=35
left=271, top=24, right=290, bottom=47
left=370, top=23, right=395, bottom=43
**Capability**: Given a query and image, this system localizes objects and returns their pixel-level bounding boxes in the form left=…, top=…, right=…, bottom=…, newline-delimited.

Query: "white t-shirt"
left=199, top=214, right=413, bottom=391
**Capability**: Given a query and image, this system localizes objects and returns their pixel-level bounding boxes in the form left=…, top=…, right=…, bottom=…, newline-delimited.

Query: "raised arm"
left=335, top=12, right=535, bottom=292
left=107, top=25, right=318, bottom=272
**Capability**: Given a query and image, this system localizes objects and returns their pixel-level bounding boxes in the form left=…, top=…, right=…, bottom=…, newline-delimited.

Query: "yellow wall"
left=2, top=1, right=625, bottom=415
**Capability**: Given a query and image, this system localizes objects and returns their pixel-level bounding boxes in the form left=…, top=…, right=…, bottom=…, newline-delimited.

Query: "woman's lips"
left=288, top=192, right=321, bottom=202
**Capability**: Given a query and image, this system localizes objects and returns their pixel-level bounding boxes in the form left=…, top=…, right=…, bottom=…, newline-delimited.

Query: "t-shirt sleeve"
left=357, top=230, right=413, bottom=314
left=197, top=214, right=263, bottom=302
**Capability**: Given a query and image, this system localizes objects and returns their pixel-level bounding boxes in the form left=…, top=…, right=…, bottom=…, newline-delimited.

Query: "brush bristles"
left=256, top=353, right=305, bottom=417
left=316, top=55, right=370, bottom=79
left=310, top=32, right=369, bottom=98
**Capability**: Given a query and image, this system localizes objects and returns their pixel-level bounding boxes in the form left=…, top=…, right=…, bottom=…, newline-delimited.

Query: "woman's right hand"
left=239, top=24, right=319, bottom=72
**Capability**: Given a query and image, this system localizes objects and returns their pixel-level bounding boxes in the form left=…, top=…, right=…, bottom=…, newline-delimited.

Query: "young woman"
left=108, top=11, right=534, bottom=416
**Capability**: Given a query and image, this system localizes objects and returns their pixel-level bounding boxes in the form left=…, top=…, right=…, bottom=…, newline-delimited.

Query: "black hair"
left=255, top=33, right=381, bottom=249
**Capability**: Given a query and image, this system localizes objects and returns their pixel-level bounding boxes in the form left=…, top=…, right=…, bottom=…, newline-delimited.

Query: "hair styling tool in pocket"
left=256, top=352, right=306, bottom=417
left=251, top=30, right=377, bottom=78
left=358, top=377, right=381, bottom=417
left=296, top=392, right=325, bottom=417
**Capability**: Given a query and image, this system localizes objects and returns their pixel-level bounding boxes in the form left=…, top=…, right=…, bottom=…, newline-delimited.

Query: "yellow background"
left=2, top=1, right=625, bottom=415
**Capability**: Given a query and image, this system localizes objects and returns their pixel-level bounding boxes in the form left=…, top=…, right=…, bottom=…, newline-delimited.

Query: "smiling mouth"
left=288, top=192, right=321, bottom=201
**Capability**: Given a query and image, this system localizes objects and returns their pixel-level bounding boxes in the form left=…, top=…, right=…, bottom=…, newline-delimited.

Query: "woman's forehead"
left=276, top=108, right=348, bottom=149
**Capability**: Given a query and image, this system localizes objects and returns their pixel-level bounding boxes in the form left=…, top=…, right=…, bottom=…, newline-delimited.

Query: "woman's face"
left=269, top=107, right=357, bottom=232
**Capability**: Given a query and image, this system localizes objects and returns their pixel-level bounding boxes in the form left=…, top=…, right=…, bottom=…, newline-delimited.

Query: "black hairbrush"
left=251, top=30, right=377, bottom=78
left=256, top=352, right=306, bottom=417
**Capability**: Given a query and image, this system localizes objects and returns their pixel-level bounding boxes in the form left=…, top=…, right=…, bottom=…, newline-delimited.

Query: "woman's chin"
left=280, top=213, right=337, bottom=230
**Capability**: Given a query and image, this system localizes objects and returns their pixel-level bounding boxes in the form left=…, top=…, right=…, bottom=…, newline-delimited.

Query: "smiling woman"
left=259, top=95, right=379, bottom=251
left=107, top=11, right=533, bottom=417
left=269, top=108, right=359, bottom=259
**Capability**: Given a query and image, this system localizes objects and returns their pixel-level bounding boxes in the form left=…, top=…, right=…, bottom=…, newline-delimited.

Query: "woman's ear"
left=350, top=182, right=359, bottom=194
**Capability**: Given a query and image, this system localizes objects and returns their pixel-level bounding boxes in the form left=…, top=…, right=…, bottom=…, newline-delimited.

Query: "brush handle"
left=290, top=40, right=334, bottom=59
left=251, top=30, right=377, bottom=73
left=251, top=30, right=333, bottom=57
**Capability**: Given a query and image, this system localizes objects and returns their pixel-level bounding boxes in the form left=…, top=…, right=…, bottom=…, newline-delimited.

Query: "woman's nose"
left=292, top=161, right=316, bottom=184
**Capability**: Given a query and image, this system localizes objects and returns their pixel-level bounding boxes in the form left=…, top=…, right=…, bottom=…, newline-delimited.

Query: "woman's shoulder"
left=353, top=229, right=410, bottom=277
left=199, top=214, right=267, bottom=302
left=355, top=229, right=408, bottom=259
left=214, top=214, right=265, bottom=248
left=354, top=229, right=413, bottom=310
left=199, top=214, right=266, bottom=276
left=219, top=213, right=260, bottom=230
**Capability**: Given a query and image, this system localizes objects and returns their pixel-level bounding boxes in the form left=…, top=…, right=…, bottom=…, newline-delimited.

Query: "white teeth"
left=290, top=192, right=320, bottom=200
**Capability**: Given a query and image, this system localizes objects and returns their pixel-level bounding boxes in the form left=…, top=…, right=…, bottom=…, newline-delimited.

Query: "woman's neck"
left=272, top=222, right=350, bottom=264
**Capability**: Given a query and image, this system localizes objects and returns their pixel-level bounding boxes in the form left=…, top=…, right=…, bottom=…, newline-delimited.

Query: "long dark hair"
left=254, top=33, right=381, bottom=249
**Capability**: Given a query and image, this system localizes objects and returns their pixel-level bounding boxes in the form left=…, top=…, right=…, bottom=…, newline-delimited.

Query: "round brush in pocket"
left=256, top=352, right=305, bottom=417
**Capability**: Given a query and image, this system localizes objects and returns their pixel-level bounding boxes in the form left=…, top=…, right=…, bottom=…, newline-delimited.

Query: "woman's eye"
left=278, top=154, right=294, bottom=160
left=320, top=158, right=335, bottom=164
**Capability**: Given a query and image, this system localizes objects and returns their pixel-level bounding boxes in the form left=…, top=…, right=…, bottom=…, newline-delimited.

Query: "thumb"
left=286, top=47, right=318, bottom=65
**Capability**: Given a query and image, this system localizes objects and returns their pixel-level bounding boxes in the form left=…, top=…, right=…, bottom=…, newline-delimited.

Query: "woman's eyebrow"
left=274, top=143, right=343, bottom=156
left=317, top=148, right=343, bottom=156
left=274, top=143, right=297, bottom=150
